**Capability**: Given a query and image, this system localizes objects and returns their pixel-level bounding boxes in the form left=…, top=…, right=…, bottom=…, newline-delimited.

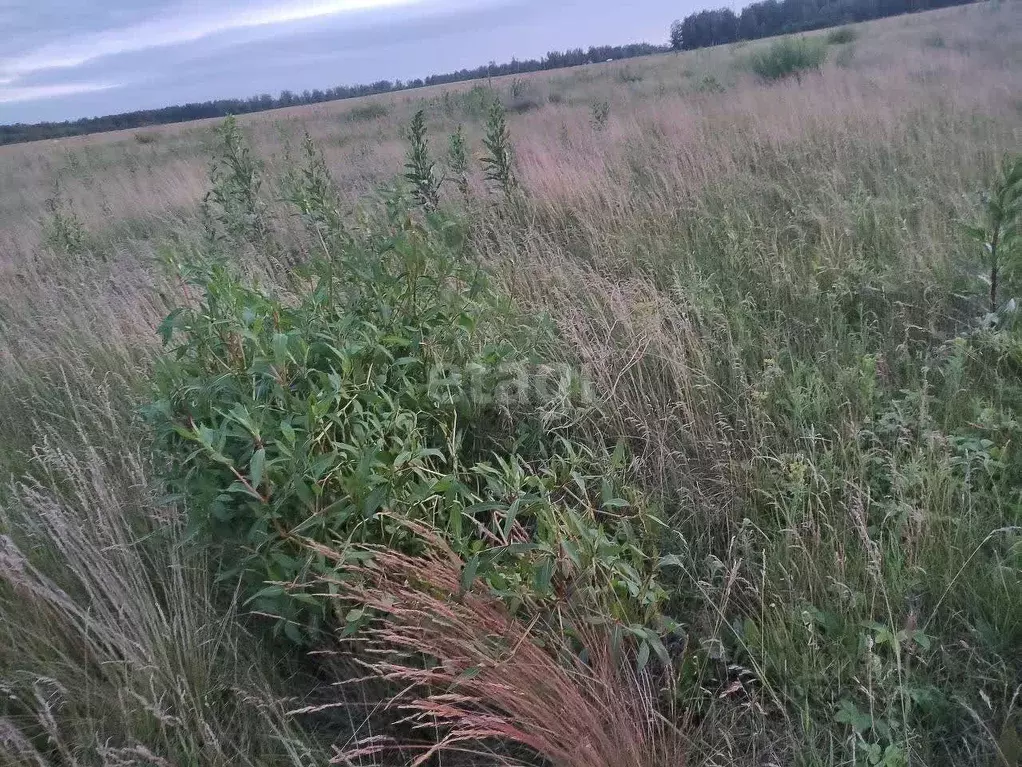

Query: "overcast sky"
left=0, top=0, right=703, bottom=124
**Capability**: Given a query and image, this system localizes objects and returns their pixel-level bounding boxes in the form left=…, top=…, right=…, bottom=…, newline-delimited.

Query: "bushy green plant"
left=964, top=153, right=1022, bottom=316
left=507, top=77, right=527, bottom=101
left=591, top=100, right=611, bottom=131
left=481, top=100, right=518, bottom=200
left=149, top=155, right=667, bottom=644
left=404, top=109, right=442, bottom=210
left=447, top=124, right=470, bottom=197
left=697, top=74, right=725, bottom=94
left=203, top=115, right=270, bottom=246
left=826, top=26, right=859, bottom=44
left=282, top=132, right=342, bottom=226
left=43, top=180, right=87, bottom=254
left=346, top=101, right=389, bottom=122
left=747, top=37, right=827, bottom=81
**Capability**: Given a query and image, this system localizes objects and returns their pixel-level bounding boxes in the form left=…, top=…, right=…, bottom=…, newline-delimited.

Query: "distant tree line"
left=0, top=42, right=664, bottom=146
left=670, top=0, right=975, bottom=51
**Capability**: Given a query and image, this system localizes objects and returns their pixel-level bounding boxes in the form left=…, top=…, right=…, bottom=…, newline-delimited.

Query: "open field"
left=2, top=3, right=1022, bottom=765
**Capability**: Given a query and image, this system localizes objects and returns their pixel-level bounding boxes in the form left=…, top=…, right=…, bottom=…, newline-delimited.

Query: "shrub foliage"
left=747, top=37, right=828, bottom=81
left=147, top=120, right=669, bottom=647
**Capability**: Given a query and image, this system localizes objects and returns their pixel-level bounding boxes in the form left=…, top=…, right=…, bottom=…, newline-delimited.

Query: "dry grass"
left=0, top=377, right=330, bottom=766
left=307, top=533, right=686, bottom=767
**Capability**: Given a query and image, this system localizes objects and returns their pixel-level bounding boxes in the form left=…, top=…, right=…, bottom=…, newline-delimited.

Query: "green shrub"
left=404, top=109, right=441, bottom=209
left=203, top=115, right=270, bottom=247
left=506, top=96, right=543, bottom=114
left=449, top=85, right=494, bottom=121
left=447, top=124, right=470, bottom=196
left=963, top=153, right=1022, bottom=315
left=826, top=26, right=858, bottom=44
left=481, top=100, right=518, bottom=200
left=503, top=77, right=542, bottom=114
left=747, top=37, right=828, bottom=81
left=148, top=147, right=667, bottom=644
left=43, top=181, right=87, bottom=254
left=617, top=67, right=644, bottom=84
left=346, top=101, right=389, bottom=122
left=697, top=74, right=725, bottom=94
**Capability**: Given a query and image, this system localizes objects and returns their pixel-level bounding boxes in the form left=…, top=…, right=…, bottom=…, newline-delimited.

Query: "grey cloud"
left=0, top=0, right=174, bottom=58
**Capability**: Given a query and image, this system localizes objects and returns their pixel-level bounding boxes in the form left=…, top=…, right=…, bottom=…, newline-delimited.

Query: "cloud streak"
left=0, top=82, right=119, bottom=106
left=0, top=0, right=426, bottom=79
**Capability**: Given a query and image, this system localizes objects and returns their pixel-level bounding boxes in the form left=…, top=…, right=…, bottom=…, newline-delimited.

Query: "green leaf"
left=533, top=555, right=554, bottom=593
left=456, top=665, right=482, bottom=681
left=636, top=640, right=650, bottom=672
left=283, top=621, right=304, bottom=644
left=502, top=497, right=522, bottom=541
left=281, top=422, right=296, bottom=445
left=250, top=447, right=266, bottom=489
left=561, top=539, right=580, bottom=567
left=228, top=480, right=263, bottom=500
left=601, top=498, right=630, bottom=509
left=157, top=308, right=186, bottom=345
left=246, top=584, right=285, bottom=603
left=362, top=485, right=388, bottom=518
left=449, top=503, right=463, bottom=540
left=961, top=224, right=988, bottom=242
left=273, top=333, right=291, bottom=366
left=460, top=554, right=480, bottom=595
left=464, top=501, right=506, bottom=516
left=835, top=699, right=873, bottom=735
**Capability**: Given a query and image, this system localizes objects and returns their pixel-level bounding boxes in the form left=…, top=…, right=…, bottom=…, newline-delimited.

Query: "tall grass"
left=0, top=375, right=332, bottom=765
left=1, top=4, right=1021, bottom=765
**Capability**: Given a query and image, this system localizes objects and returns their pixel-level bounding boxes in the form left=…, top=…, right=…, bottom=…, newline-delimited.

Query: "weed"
left=964, top=154, right=1022, bottom=316
left=697, top=74, right=725, bottom=93
left=203, top=115, right=270, bottom=246
left=827, top=26, right=859, bottom=44
left=43, top=181, right=87, bottom=254
left=591, top=100, right=611, bottom=130
left=747, top=37, right=827, bottom=81
left=481, top=100, right=518, bottom=200
left=447, top=124, right=470, bottom=197
left=507, top=96, right=543, bottom=114
left=5, top=7, right=1022, bottom=764
left=508, top=77, right=527, bottom=101
left=453, top=84, right=494, bottom=121
left=404, top=109, right=441, bottom=209
left=280, top=130, right=347, bottom=269
left=617, top=67, right=644, bottom=83
left=346, top=101, right=389, bottom=122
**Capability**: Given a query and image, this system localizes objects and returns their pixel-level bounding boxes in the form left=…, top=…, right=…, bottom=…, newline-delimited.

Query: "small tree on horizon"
left=670, top=19, right=684, bottom=50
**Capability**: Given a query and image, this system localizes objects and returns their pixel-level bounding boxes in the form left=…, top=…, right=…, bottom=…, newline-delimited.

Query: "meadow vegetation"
left=2, top=5, right=1022, bottom=766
